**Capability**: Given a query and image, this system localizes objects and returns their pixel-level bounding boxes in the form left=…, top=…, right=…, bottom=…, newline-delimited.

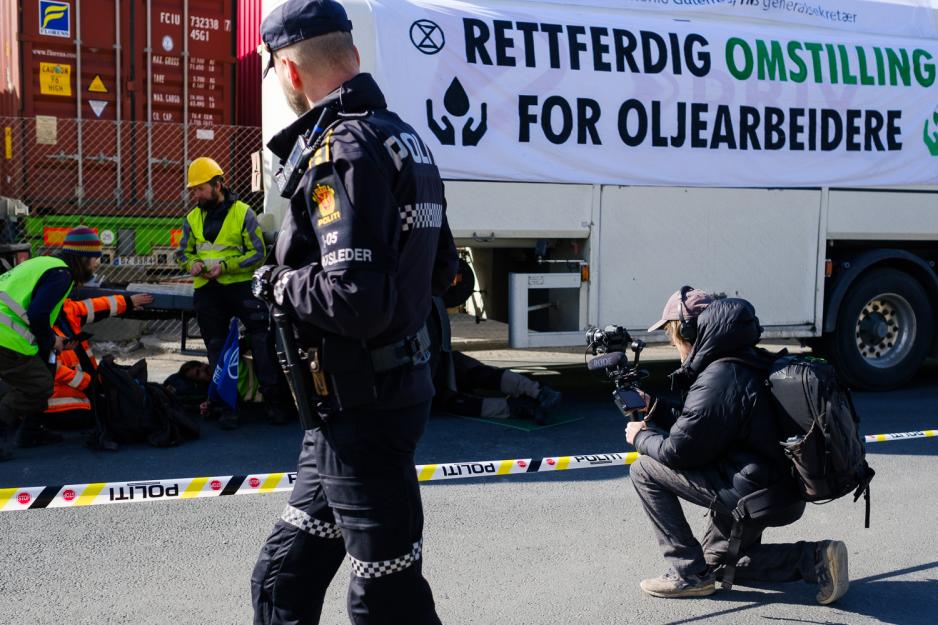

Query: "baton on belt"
left=271, top=306, right=324, bottom=431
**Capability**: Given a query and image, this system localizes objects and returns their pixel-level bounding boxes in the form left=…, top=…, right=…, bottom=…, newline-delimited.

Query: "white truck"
left=260, top=0, right=938, bottom=390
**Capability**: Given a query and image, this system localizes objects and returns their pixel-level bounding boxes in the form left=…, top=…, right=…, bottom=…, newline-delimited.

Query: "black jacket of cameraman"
left=633, top=298, right=794, bottom=508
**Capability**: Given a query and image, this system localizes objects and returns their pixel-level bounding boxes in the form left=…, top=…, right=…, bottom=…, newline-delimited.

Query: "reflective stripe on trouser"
left=280, top=504, right=343, bottom=540
left=251, top=401, right=441, bottom=625
left=279, top=505, right=423, bottom=578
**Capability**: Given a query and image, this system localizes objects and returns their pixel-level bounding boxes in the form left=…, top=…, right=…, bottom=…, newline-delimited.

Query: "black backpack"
left=93, top=358, right=199, bottom=448
left=144, top=382, right=200, bottom=447
left=93, top=357, right=152, bottom=445
left=723, top=353, right=875, bottom=523
left=716, top=353, right=875, bottom=590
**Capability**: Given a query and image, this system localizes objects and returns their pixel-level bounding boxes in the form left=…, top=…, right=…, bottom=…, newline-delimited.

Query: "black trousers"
left=44, top=408, right=94, bottom=430
left=251, top=400, right=441, bottom=625
left=630, top=455, right=819, bottom=584
left=451, top=351, right=503, bottom=390
left=193, top=280, right=282, bottom=396
left=0, top=347, right=53, bottom=424
left=434, top=352, right=506, bottom=417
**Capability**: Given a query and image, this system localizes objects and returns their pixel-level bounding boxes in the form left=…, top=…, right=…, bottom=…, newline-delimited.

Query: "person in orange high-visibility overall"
left=0, top=226, right=102, bottom=459
left=45, top=292, right=153, bottom=427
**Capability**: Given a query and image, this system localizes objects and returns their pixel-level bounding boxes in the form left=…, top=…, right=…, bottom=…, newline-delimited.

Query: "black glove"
left=251, top=265, right=291, bottom=304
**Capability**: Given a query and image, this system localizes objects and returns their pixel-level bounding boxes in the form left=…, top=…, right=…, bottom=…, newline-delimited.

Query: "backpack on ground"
left=93, top=357, right=199, bottom=448
left=144, top=382, right=200, bottom=447
left=93, top=357, right=152, bottom=446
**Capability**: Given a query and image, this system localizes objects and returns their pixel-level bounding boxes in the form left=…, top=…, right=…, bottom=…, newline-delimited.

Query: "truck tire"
left=826, top=268, right=934, bottom=390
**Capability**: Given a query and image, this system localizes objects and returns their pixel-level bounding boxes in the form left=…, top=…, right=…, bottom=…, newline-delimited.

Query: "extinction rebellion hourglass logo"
left=409, top=19, right=488, bottom=147
left=426, top=77, right=488, bottom=147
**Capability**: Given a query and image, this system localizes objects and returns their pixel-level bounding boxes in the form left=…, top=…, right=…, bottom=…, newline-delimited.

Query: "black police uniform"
left=251, top=69, right=458, bottom=625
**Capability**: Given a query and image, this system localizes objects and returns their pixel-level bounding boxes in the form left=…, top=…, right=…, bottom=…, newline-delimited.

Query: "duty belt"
left=370, top=325, right=431, bottom=373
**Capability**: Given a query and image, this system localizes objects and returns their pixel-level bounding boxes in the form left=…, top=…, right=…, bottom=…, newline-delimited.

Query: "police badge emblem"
left=313, top=184, right=341, bottom=227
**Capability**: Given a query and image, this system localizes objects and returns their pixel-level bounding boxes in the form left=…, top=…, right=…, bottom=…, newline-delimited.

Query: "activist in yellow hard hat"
left=175, top=154, right=294, bottom=429
left=187, top=156, right=225, bottom=188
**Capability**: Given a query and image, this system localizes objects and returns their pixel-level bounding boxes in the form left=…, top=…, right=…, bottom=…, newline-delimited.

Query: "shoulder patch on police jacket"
left=311, top=183, right=341, bottom=228
left=304, top=161, right=395, bottom=274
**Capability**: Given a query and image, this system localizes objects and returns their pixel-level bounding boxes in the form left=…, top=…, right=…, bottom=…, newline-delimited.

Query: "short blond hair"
left=276, top=31, right=358, bottom=75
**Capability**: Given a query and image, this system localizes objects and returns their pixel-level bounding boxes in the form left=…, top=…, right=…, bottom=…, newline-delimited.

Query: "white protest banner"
left=371, top=0, right=938, bottom=187
left=534, top=0, right=938, bottom=41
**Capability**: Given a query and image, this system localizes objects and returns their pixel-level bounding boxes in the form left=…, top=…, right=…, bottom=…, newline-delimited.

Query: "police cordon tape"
left=1, top=429, right=935, bottom=512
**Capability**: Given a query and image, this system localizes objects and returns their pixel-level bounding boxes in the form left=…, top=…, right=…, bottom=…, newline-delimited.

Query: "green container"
left=26, top=215, right=184, bottom=256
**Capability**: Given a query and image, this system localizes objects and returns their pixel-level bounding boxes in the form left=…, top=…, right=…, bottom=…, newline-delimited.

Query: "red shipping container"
left=236, top=0, right=262, bottom=127
left=0, top=1, right=262, bottom=218
left=3, top=0, right=236, bottom=123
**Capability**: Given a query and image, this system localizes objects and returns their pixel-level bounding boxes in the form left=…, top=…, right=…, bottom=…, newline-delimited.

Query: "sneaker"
left=639, top=569, right=716, bottom=598
left=816, top=540, right=849, bottom=605
left=537, top=386, right=562, bottom=410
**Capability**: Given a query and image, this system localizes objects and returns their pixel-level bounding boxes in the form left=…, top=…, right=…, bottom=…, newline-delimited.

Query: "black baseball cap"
left=261, top=0, right=353, bottom=77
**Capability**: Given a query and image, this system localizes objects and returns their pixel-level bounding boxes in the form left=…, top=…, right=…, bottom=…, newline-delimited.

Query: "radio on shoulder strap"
left=275, top=107, right=339, bottom=198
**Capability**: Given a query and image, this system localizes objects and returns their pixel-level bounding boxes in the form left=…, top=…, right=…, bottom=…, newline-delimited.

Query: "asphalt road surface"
left=1, top=359, right=936, bottom=625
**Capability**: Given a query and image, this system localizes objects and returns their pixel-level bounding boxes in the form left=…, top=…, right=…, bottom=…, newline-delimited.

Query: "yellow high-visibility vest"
left=0, top=256, right=72, bottom=356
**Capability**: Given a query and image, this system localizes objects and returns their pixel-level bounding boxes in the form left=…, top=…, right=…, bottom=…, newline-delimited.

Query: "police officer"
left=0, top=227, right=101, bottom=459
left=250, top=1, right=457, bottom=623
left=175, top=156, right=293, bottom=428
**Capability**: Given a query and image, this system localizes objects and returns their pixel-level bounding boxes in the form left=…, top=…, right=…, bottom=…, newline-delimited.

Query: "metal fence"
left=0, top=116, right=263, bottom=287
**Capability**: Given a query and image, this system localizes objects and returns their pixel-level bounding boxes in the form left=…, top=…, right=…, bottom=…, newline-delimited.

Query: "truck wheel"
left=827, top=268, right=934, bottom=390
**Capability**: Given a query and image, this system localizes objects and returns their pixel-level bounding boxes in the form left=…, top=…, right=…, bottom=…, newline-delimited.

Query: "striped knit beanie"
left=62, top=227, right=103, bottom=257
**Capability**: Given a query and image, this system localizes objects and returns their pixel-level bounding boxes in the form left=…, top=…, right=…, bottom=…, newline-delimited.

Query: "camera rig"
left=585, top=325, right=649, bottom=420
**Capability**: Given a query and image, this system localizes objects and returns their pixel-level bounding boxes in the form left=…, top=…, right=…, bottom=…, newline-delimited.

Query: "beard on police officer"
left=277, top=72, right=311, bottom=116
left=284, top=86, right=310, bottom=116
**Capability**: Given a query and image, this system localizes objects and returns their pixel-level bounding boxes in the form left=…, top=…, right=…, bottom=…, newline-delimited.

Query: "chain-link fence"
left=1, top=116, right=263, bottom=286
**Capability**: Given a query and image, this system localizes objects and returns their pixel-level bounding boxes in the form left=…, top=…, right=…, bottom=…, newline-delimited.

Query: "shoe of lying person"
left=816, top=540, right=849, bottom=605
left=533, top=386, right=562, bottom=424
left=537, top=386, right=562, bottom=410
left=639, top=568, right=717, bottom=599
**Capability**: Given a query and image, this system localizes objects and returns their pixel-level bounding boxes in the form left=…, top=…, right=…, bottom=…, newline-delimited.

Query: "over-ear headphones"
left=677, top=285, right=698, bottom=344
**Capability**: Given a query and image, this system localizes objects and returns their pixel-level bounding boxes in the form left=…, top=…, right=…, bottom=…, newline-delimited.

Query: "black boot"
left=15, top=420, right=63, bottom=448
left=0, top=424, right=13, bottom=462
left=218, top=409, right=240, bottom=430
left=0, top=408, right=15, bottom=461
left=262, top=385, right=297, bottom=426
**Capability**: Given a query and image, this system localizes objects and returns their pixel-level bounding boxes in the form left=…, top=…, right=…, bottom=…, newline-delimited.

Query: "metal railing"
left=0, top=116, right=263, bottom=287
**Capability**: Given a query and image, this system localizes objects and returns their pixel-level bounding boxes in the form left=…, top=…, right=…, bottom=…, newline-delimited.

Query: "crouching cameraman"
left=625, top=287, right=848, bottom=603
